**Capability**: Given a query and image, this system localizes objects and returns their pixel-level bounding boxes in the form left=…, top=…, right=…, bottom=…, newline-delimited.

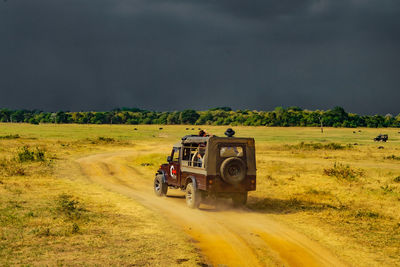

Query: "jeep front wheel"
left=154, top=174, right=168, bottom=196
left=185, top=182, right=201, bottom=209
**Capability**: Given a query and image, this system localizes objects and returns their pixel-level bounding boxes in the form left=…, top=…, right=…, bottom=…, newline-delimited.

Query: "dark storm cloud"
left=0, top=0, right=399, bottom=114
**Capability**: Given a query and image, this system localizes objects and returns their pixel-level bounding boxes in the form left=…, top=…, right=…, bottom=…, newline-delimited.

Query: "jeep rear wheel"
left=185, top=182, right=201, bottom=209
left=154, top=174, right=168, bottom=196
left=232, top=192, right=247, bottom=207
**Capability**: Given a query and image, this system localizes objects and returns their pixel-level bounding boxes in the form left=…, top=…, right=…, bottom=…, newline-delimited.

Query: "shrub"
left=384, top=155, right=400, bottom=160
left=355, top=210, right=380, bottom=219
left=288, top=142, right=347, bottom=150
left=88, top=137, right=116, bottom=144
left=394, top=176, right=400, bottom=183
left=97, top=136, right=115, bottom=142
left=0, top=134, right=20, bottom=139
left=71, top=223, right=80, bottom=234
left=35, top=148, right=45, bottom=161
left=18, top=146, right=35, bottom=162
left=323, top=162, right=364, bottom=181
left=57, top=194, right=84, bottom=219
left=380, top=185, right=395, bottom=194
left=305, top=188, right=330, bottom=195
left=17, top=146, right=45, bottom=162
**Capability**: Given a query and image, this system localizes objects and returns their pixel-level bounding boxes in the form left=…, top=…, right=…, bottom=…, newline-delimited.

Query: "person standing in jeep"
left=154, top=129, right=256, bottom=208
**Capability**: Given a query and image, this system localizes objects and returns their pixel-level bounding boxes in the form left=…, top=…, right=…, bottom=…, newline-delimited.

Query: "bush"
left=394, top=176, right=400, bottom=183
left=18, top=146, right=35, bottom=162
left=98, top=137, right=115, bottom=142
left=57, top=194, right=85, bottom=219
left=355, top=210, right=380, bottom=219
left=0, top=134, right=20, bottom=139
left=288, top=142, right=347, bottom=150
left=384, top=155, right=400, bottom=160
left=380, top=185, right=395, bottom=194
left=324, top=162, right=364, bottom=181
left=88, top=137, right=116, bottom=144
left=17, top=146, right=45, bottom=162
left=71, top=223, right=80, bottom=234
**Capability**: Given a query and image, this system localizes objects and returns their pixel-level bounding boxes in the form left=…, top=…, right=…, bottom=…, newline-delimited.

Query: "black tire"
left=232, top=192, right=248, bottom=207
left=220, top=157, right=246, bottom=185
left=154, top=174, right=168, bottom=197
left=185, top=182, right=201, bottom=209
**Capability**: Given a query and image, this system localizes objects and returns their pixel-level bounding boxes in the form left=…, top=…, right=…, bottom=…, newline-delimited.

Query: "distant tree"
left=55, top=111, right=68, bottom=123
left=90, top=112, right=107, bottom=124
left=0, top=107, right=398, bottom=127
left=155, top=112, right=169, bottom=124
left=180, top=110, right=199, bottom=124
left=0, top=109, right=11, bottom=122
left=288, top=106, right=303, bottom=112
left=167, top=112, right=180, bottom=124
left=209, top=107, right=232, bottom=112
left=28, top=118, right=39, bottom=124
left=196, top=111, right=213, bottom=125
left=11, top=110, right=26, bottom=122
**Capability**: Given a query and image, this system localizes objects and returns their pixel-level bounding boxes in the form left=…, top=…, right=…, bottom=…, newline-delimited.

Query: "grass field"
left=1, top=123, right=400, bottom=266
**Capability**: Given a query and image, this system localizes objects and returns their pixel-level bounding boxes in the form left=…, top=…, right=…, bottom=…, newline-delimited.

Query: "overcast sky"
left=0, top=0, right=399, bottom=114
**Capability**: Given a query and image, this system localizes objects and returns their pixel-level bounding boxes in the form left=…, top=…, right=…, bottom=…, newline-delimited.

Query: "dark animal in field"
left=186, top=128, right=189, bottom=130
left=159, top=128, right=163, bottom=130
left=134, top=128, right=138, bottom=130
left=358, top=130, right=362, bottom=132
left=191, top=128, right=194, bottom=130
left=353, top=131, right=356, bottom=133
left=198, top=128, right=201, bottom=130
left=353, top=143, right=358, bottom=145
left=374, top=134, right=388, bottom=142
left=378, top=146, right=384, bottom=149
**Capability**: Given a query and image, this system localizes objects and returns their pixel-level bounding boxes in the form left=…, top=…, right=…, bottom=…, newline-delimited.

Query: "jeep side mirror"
left=167, top=156, right=172, bottom=162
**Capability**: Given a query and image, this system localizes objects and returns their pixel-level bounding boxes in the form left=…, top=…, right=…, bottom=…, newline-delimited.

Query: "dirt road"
left=77, top=151, right=346, bottom=267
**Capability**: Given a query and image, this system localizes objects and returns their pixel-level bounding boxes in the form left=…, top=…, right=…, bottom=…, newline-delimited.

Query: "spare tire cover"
left=220, top=157, right=246, bottom=185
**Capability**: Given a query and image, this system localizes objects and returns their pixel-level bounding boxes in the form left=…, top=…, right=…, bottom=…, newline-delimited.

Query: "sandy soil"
left=76, top=150, right=346, bottom=267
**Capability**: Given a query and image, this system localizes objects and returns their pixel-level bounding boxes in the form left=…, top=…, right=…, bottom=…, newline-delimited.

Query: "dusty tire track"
left=76, top=151, right=346, bottom=267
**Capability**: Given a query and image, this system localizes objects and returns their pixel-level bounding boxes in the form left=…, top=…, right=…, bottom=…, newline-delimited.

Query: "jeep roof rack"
left=181, top=135, right=210, bottom=144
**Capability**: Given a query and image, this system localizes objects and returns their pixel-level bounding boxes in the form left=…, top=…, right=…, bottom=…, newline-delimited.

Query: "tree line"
left=0, top=106, right=399, bottom=128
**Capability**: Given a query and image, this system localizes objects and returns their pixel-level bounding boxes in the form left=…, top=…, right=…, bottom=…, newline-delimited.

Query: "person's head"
left=198, top=130, right=206, bottom=137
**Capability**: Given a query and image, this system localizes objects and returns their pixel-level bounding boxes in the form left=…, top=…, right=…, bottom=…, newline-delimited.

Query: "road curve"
left=76, top=151, right=346, bottom=267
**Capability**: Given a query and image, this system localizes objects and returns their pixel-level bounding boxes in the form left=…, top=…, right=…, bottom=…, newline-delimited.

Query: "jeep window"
left=182, top=144, right=206, bottom=168
left=220, top=146, right=243, bottom=157
left=172, top=148, right=180, bottom=162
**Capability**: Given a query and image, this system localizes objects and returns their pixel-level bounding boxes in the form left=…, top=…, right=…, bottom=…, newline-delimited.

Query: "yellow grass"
left=0, top=125, right=203, bottom=266
left=1, top=123, right=400, bottom=266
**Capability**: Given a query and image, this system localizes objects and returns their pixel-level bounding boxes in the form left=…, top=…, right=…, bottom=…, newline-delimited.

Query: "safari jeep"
left=154, top=129, right=256, bottom=208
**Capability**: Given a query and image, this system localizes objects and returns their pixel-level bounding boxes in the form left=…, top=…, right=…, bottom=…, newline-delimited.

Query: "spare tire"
left=220, top=157, right=246, bottom=185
